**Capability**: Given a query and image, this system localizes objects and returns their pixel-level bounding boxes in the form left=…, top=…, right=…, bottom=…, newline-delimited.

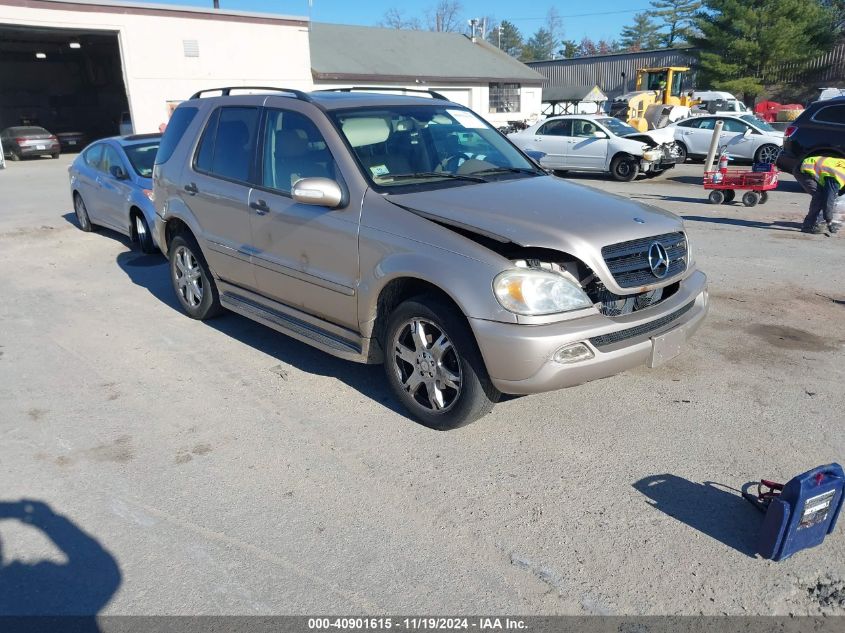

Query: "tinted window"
left=194, top=108, right=220, bottom=173
left=261, top=110, right=335, bottom=194
left=815, top=104, right=845, bottom=124
left=9, top=126, right=49, bottom=136
left=100, top=145, right=124, bottom=174
left=124, top=142, right=159, bottom=177
left=537, top=119, right=572, bottom=136
left=199, top=107, right=259, bottom=182
left=721, top=118, right=749, bottom=133
left=83, top=144, right=103, bottom=168
left=155, top=106, right=198, bottom=165
left=697, top=118, right=717, bottom=130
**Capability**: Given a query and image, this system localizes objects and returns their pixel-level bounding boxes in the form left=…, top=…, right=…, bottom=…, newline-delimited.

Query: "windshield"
left=596, top=117, right=638, bottom=137
left=123, top=141, right=159, bottom=177
left=740, top=114, right=776, bottom=132
left=329, top=105, right=541, bottom=189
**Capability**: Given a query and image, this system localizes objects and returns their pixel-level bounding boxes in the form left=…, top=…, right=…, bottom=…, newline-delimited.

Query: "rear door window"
left=814, top=104, right=845, bottom=125
left=720, top=118, right=749, bottom=133
left=537, top=119, right=572, bottom=136
left=83, top=144, right=103, bottom=169
left=194, top=106, right=260, bottom=183
left=100, top=145, right=125, bottom=175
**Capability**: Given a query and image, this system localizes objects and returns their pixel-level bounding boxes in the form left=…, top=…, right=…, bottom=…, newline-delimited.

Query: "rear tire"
left=169, top=233, right=222, bottom=320
left=742, top=191, right=760, bottom=207
left=759, top=191, right=769, bottom=204
left=51, top=153, right=60, bottom=159
left=754, top=144, right=780, bottom=164
left=9, top=150, right=20, bottom=162
left=73, top=193, right=95, bottom=232
left=383, top=296, right=499, bottom=430
left=133, top=212, right=156, bottom=254
left=708, top=190, right=725, bottom=205
left=610, top=155, right=639, bottom=182
left=723, top=190, right=736, bottom=203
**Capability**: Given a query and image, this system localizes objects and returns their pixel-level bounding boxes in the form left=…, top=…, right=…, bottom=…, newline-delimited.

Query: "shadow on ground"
left=113, top=249, right=412, bottom=419
left=682, top=215, right=804, bottom=232
left=633, top=474, right=762, bottom=557
left=0, top=499, right=120, bottom=628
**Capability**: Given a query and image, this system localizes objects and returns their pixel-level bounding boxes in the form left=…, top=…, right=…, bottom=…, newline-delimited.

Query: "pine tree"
left=520, top=27, right=556, bottom=61
left=559, top=39, right=580, bottom=58
left=650, top=0, right=702, bottom=46
left=619, top=12, right=662, bottom=51
left=487, top=20, right=524, bottom=58
left=693, top=0, right=834, bottom=101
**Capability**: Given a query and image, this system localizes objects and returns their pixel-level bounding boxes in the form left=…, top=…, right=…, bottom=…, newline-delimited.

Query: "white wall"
left=315, top=81, right=543, bottom=127
left=0, top=2, right=313, bottom=133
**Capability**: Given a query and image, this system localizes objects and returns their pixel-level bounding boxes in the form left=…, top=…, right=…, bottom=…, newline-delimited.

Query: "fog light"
left=553, top=343, right=594, bottom=364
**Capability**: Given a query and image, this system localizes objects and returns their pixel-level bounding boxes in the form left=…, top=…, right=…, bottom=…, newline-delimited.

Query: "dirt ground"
left=0, top=155, right=843, bottom=616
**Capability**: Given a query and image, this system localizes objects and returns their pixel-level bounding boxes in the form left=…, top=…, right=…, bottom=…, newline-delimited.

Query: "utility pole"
left=212, top=0, right=219, bottom=8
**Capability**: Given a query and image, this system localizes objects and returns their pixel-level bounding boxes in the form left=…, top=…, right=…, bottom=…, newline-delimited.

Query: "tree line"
left=379, top=0, right=844, bottom=101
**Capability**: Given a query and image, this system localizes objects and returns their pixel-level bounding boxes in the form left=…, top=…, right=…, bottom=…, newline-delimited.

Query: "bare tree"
left=425, top=0, right=464, bottom=32
left=379, top=7, right=421, bottom=30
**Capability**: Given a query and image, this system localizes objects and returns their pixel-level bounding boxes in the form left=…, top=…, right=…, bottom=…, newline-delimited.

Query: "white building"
left=0, top=0, right=544, bottom=138
left=309, top=23, right=544, bottom=127
left=0, top=0, right=312, bottom=136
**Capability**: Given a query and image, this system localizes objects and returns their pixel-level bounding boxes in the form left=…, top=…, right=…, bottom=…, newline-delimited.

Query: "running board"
left=220, top=291, right=366, bottom=362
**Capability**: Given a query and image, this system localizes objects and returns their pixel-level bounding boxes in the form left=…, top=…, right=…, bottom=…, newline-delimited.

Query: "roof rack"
left=316, top=87, right=449, bottom=101
left=189, top=86, right=312, bottom=101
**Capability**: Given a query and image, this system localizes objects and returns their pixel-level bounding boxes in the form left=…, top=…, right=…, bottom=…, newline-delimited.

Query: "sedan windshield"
left=329, top=105, right=542, bottom=189
left=740, top=114, right=776, bottom=132
left=596, top=117, right=638, bottom=137
left=123, top=142, right=159, bottom=178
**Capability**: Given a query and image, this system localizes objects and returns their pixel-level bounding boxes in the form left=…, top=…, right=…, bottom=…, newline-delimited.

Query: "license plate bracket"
left=649, top=324, right=687, bottom=368
left=36, top=144, right=46, bottom=150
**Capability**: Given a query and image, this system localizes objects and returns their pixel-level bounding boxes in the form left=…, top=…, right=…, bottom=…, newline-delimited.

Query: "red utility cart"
left=703, top=164, right=779, bottom=207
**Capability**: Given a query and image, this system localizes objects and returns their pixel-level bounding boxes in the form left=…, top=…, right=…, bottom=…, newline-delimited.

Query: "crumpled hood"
left=625, top=127, right=676, bottom=145
left=386, top=176, right=683, bottom=255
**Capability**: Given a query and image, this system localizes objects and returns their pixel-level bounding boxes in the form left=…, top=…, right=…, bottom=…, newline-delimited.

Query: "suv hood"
left=386, top=176, right=683, bottom=254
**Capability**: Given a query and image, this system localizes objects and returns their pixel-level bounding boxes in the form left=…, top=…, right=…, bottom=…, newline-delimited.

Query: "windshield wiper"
left=470, top=166, right=542, bottom=177
left=380, top=171, right=488, bottom=183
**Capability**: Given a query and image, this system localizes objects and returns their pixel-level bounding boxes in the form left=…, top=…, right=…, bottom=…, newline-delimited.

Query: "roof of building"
left=310, top=23, right=544, bottom=84
left=542, top=85, right=607, bottom=102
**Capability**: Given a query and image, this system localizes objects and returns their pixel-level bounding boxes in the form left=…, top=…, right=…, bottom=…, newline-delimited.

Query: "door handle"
left=184, top=182, right=198, bottom=195
left=250, top=199, right=270, bottom=215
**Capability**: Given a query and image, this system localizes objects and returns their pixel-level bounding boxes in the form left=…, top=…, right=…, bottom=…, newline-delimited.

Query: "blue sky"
left=140, top=0, right=651, bottom=43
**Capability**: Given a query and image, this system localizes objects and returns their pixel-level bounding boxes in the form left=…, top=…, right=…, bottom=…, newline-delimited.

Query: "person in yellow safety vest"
left=798, top=156, right=845, bottom=235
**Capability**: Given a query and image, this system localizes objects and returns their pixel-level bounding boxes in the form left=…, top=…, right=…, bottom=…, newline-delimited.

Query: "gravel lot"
left=0, top=155, right=843, bottom=616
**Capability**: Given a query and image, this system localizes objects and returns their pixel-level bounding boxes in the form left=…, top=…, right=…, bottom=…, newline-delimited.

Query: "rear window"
left=154, top=106, right=198, bottom=165
left=814, top=104, right=845, bottom=125
left=193, top=106, right=260, bottom=183
left=124, top=141, right=159, bottom=178
left=10, top=126, right=49, bottom=136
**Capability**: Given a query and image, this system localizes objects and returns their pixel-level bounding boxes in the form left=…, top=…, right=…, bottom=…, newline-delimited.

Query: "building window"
left=489, top=83, right=521, bottom=113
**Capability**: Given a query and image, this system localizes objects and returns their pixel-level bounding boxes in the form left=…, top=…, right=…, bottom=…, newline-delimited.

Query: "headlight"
left=142, top=189, right=154, bottom=201
left=493, top=269, right=594, bottom=316
left=643, top=149, right=661, bottom=161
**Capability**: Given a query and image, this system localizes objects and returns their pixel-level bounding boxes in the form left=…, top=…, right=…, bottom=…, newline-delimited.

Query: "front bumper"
left=471, top=270, right=708, bottom=395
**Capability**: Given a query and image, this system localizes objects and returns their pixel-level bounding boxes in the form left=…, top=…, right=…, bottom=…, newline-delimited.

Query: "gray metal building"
left=527, top=48, right=697, bottom=100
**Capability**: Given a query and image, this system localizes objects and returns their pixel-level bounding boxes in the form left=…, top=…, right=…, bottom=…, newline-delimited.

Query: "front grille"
left=588, top=281, right=679, bottom=316
left=589, top=301, right=695, bottom=349
left=602, top=232, right=687, bottom=288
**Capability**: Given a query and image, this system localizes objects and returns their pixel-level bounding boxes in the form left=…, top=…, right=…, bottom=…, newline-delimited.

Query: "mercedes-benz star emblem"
left=648, top=242, right=670, bottom=278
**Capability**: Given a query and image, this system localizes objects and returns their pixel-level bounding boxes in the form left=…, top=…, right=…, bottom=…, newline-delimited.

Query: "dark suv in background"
left=777, top=96, right=845, bottom=174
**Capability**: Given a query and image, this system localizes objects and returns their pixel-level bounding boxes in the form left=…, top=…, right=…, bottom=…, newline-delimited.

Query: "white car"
left=673, top=114, right=783, bottom=164
left=508, top=114, right=681, bottom=181
left=691, top=91, right=751, bottom=115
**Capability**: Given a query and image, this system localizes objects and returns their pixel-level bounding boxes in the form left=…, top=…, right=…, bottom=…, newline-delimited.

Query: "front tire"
left=675, top=142, right=688, bottom=164
left=133, top=212, right=156, bottom=254
left=384, top=296, right=499, bottom=429
left=169, top=233, right=222, bottom=320
left=610, top=155, right=639, bottom=182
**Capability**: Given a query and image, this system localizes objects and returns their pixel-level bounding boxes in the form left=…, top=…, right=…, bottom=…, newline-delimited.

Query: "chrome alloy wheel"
left=392, top=318, right=463, bottom=412
left=173, top=245, right=203, bottom=308
left=757, top=144, right=781, bottom=164
left=135, top=215, right=147, bottom=240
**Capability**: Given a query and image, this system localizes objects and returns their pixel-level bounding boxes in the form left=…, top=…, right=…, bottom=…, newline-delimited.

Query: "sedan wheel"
left=74, top=194, right=94, bottom=232
left=134, top=213, right=156, bottom=254
left=610, top=155, right=639, bottom=182
left=755, top=144, right=780, bottom=164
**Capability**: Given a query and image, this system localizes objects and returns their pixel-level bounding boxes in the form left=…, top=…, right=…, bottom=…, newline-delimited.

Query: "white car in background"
left=508, top=114, right=681, bottom=181
left=673, top=113, right=783, bottom=164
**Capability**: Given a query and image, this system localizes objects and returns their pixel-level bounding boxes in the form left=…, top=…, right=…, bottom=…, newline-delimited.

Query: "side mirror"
left=110, top=165, right=128, bottom=180
left=743, top=127, right=752, bottom=137
left=291, top=177, right=344, bottom=208
left=593, top=131, right=608, bottom=139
